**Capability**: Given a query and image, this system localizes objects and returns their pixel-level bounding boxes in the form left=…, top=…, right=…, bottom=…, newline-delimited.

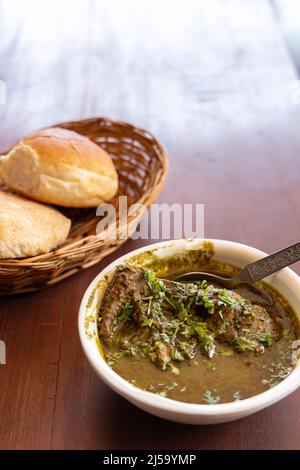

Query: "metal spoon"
left=174, top=242, right=300, bottom=290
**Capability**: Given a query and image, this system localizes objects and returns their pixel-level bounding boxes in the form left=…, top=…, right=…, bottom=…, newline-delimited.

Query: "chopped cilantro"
left=233, top=391, right=242, bottom=401
left=260, top=334, right=273, bottom=346
left=220, top=290, right=235, bottom=306
left=204, top=360, right=218, bottom=371
left=119, top=301, right=134, bottom=322
left=106, top=350, right=129, bottom=365
left=203, top=390, right=221, bottom=404
left=170, top=364, right=180, bottom=375
left=220, top=349, right=234, bottom=358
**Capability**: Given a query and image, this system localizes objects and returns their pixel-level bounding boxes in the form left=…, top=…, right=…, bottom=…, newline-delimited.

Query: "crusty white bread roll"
left=0, top=127, right=118, bottom=208
left=0, top=191, right=71, bottom=258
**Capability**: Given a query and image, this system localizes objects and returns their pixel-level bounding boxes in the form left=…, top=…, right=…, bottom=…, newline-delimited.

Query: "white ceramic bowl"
left=78, top=239, right=300, bottom=424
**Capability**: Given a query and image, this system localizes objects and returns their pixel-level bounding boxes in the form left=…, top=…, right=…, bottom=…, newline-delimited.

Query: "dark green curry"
left=98, top=264, right=299, bottom=404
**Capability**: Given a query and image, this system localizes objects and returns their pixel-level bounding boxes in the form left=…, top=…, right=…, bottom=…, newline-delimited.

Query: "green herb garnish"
left=119, top=300, right=134, bottom=322
left=260, top=334, right=273, bottom=346
left=204, top=360, right=218, bottom=371
left=203, top=390, right=221, bottom=404
left=233, top=391, right=242, bottom=401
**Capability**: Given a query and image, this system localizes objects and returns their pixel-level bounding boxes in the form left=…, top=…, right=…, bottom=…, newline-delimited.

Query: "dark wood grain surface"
left=0, top=0, right=300, bottom=450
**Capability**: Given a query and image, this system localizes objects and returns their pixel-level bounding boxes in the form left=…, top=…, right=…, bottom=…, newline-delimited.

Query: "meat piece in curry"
left=100, top=265, right=279, bottom=366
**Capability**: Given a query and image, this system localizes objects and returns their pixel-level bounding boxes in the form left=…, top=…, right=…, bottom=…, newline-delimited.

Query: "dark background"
left=0, top=0, right=300, bottom=449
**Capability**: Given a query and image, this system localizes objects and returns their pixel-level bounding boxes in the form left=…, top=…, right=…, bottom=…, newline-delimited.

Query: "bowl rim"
left=78, top=238, right=300, bottom=418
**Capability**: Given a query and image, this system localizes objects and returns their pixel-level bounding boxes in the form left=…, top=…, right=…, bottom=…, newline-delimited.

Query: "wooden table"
left=0, top=0, right=300, bottom=450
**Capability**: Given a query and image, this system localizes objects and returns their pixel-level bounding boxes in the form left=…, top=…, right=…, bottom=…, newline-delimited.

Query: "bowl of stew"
left=79, top=239, right=300, bottom=424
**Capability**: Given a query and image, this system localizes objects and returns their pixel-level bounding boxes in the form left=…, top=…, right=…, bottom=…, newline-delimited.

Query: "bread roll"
left=0, top=127, right=118, bottom=208
left=0, top=191, right=71, bottom=258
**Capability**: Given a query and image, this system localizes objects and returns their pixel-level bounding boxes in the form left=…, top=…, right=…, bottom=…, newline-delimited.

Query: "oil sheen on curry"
left=97, top=260, right=299, bottom=405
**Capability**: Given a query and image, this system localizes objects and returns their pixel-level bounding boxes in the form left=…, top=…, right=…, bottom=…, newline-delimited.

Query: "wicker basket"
left=0, top=117, right=168, bottom=295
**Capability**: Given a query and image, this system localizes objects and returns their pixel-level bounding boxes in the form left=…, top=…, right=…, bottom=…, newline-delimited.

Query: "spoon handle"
left=239, top=242, right=300, bottom=284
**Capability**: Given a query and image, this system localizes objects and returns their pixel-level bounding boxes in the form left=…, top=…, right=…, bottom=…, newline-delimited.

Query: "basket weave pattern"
left=0, top=117, right=168, bottom=295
